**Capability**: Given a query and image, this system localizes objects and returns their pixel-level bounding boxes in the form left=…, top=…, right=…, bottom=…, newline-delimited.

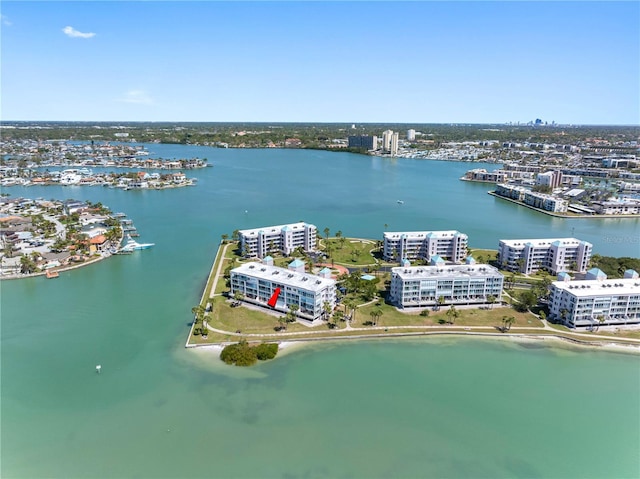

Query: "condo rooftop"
left=392, top=264, right=502, bottom=280
left=232, top=262, right=335, bottom=292
left=552, top=278, right=640, bottom=297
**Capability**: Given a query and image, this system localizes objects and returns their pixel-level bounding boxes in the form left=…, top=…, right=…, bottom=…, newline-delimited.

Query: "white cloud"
left=117, top=90, right=154, bottom=105
left=2, top=15, right=12, bottom=26
left=62, top=26, right=96, bottom=39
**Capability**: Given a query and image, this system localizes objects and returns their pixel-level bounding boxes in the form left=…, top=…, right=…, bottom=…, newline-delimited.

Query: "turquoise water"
left=2, top=147, right=639, bottom=478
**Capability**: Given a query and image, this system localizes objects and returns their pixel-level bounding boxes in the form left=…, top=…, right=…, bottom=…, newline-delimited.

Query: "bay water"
left=2, top=146, right=639, bottom=478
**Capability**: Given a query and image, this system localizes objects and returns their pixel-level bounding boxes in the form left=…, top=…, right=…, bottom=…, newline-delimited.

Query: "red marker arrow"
left=267, top=287, right=281, bottom=307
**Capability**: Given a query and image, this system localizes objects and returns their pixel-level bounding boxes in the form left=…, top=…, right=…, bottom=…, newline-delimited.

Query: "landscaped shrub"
left=220, top=341, right=257, bottom=367
left=254, top=343, right=278, bottom=360
left=220, top=341, right=279, bottom=366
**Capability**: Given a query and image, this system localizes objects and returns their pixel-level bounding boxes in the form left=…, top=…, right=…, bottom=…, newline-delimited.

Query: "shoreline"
left=187, top=329, right=640, bottom=359
left=488, top=191, right=640, bottom=219
left=0, top=253, right=109, bottom=281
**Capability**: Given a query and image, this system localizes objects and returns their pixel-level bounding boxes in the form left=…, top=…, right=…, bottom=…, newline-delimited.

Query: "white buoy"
left=96, top=365, right=102, bottom=373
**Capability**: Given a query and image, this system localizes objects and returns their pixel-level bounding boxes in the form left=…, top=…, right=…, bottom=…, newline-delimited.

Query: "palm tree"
left=371, top=308, right=383, bottom=326
left=221, top=234, right=229, bottom=243
left=333, top=310, right=344, bottom=328
left=233, top=290, right=244, bottom=306
left=19, top=254, right=37, bottom=274
left=191, top=304, right=206, bottom=323
left=437, top=295, right=446, bottom=311
left=323, top=227, right=330, bottom=240
left=502, top=316, right=515, bottom=332
left=335, top=230, right=342, bottom=239
left=487, top=295, right=496, bottom=309
left=278, top=316, right=287, bottom=331
left=322, top=301, right=332, bottom=321
left=232, top=229, right=240, bottom=241
left=288, top=303, right=299, bottom=322
left=344, top=299, right=357, bottom=324
left=446, top=305, right=458, bottom=325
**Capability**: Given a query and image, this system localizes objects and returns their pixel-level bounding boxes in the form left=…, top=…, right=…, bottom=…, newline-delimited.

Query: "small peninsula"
left=187, top=223, right=640, bottom=362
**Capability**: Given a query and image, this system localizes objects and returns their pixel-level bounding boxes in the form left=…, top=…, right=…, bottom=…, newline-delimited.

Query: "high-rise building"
left=382, top=130, right=393, bottom=152
left=407, top=129, right=416, bottom=141
left=348, top=135, right=378, bottom=150
left=390, top=132, right=399, bottom=156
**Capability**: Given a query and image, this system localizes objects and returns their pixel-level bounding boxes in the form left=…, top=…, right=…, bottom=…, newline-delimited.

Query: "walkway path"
left=208, top=242, right=231, bottom=299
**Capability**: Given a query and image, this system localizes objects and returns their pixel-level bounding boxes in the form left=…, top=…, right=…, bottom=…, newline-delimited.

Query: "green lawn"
left=320, top=237, right=380, bottom=266
left=188, top=241, right=640, bottom=347
left=355, top=300, right=541, bottom=329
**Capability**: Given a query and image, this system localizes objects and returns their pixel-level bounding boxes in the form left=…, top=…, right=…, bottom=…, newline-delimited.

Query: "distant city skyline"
left=2, top=1, right=639, bottom=125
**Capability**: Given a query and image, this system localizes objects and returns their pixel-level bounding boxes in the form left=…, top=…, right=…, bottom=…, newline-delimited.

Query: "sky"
left=1, top=1, right=639, bottom=124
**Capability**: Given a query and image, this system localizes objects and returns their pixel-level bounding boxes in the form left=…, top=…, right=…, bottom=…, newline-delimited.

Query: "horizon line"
left=2, top=120, right=639, bottom=127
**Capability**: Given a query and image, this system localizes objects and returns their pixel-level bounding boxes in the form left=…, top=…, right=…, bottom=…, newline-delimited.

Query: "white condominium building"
left=497, top=238, right=592, bottom=275
left=238, top=222, right=317, bottom=258
left=383, top=230, right=468, bottom=263
left=230, top=262, right=336, bottom=321
left=549, top=277, right=640, bottom=328
left=390, top=264, right=504, bottom=308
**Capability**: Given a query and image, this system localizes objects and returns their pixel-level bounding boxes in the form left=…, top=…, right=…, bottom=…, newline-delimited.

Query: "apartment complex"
left=348, top=135, right=378, bottom=150
left=382, top=130, right=399, bottom=156
left=238, top=222, right=317, bottom=258
left=497, top=238, right=592, bottom=275
left=494, top=184, right=568, bottom=212
left=389, top=264, right=504, bottom=308
left=549, top=276, right=640, bottom=328
left=230, top=262, right=336, bottom=321
left=383, top=230, right=468, bottom=263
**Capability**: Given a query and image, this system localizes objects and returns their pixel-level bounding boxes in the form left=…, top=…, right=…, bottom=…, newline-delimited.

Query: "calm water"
left=2, top=147, right=639, bottom=478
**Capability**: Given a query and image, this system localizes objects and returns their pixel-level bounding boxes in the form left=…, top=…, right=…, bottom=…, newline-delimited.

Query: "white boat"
left=119, top=235, right=155, bottom=252
left=397, top=200, right=404, bottom=204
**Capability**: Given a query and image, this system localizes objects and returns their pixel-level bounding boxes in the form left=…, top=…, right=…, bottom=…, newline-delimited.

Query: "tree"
left=288, top=303, right=299, bottom=322
left=322, top=301, right=332, bottom=321
left=323, top=227, right=330, bottom=240
left=487, top=295, right=496, bottom=309
left=446, top=305, right=459, bottom=324
left=344, top=299, right=357, bottom=324
left=335, top=230, right=342, bottom=239
left=333, top=310, right=344, bottom=328
left=232, top=229, right=240, bottom=241
left=191, top=304, right=206, bottom=322
left=502, top=315, right=516, bottom=332
left=278, top=316, right=288, bottom=331
left=371, top=308, right=383, bottom=326
left=221, top=234, right=229, bottom=243
left=233, top=290, right=244, bottom=306
left=19, top=254, right=38, bottom=274
left=437, top=296, right=446, bottom=311
left=515, top=290, right=537, bottom=312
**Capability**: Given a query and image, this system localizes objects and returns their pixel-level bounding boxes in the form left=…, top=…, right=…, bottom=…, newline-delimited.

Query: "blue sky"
left=2, top=1, right=638, bottom=124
